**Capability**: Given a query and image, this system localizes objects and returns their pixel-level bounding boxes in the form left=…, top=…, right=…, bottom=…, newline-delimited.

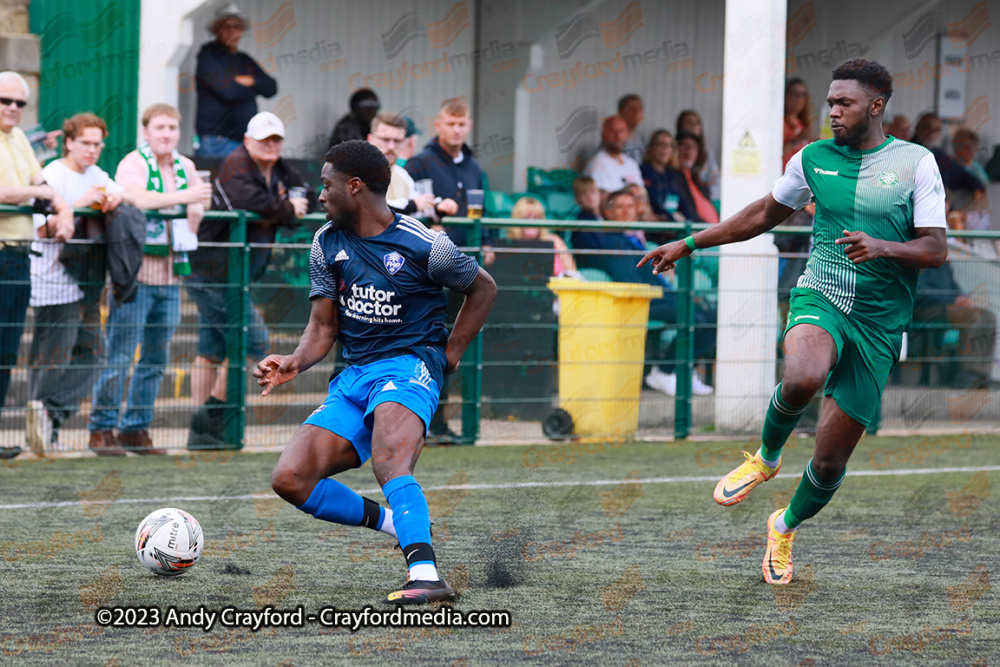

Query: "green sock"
left=761, top=383, right=808, bottom=461
left=784, top=458, right=845, bottom=530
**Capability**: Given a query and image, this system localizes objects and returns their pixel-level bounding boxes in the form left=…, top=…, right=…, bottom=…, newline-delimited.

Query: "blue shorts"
left=303, top=355, right=441, bottom=464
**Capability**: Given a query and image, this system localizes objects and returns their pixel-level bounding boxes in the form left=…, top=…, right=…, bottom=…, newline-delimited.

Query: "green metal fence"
left=2, top=204, right=998, bottom=454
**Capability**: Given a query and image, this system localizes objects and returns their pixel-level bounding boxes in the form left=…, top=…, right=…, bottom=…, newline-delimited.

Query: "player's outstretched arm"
left=253, top=297, right=339, bottom=396
left=834, top=227, right=947, bottom=268
left=638, top=193, right=796, bottom=275
left=446, top=267, right=497, bottom=373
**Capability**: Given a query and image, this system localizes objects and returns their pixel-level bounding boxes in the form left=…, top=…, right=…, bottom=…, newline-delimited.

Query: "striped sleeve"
left=308, top=231, right=339, bottom=301
left=428, top=233, right=480, bottom=292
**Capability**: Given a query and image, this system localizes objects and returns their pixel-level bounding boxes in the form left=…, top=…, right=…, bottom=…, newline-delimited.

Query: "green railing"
left=4, top=203, right=995, bottom=449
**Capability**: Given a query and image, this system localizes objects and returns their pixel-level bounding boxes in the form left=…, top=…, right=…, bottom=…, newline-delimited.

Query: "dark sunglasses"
left=0, top=98, right=26, bottom=108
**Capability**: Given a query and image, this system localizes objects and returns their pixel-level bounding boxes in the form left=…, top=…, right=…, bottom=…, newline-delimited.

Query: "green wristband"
left=684, top=235, right=697, bottom=251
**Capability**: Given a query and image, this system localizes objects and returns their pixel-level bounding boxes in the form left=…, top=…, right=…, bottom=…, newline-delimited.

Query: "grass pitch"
left=1, top=433, right=998, bottom=665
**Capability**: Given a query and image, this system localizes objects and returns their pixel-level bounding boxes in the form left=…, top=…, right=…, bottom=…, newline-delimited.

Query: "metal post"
left=224, top=211, right=247, bottom=449
left=460, top=216, right=483, bottom=444
left=674, top=222, right=694, bottom=440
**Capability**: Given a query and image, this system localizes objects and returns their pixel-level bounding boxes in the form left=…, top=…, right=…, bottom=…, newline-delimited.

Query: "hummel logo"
left=813, top=167, right=839, bottom=175
left=335, top=249, right=349, bottom=261
left=382, top=381, right=397, bottom=391
left=794, top=314, right=820, bottom=321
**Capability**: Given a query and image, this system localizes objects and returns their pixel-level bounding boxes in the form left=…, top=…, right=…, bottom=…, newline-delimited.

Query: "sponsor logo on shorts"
left=382, top=381, right=397, bottom=392
left=794, top=314, right=820, bottom=321
left=309, top=404, right=327, bottom=417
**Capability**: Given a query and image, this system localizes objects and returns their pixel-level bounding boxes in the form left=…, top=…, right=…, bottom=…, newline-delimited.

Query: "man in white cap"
left=186, top=111, right=316, bottom=448
left=195, top=2, right=277, bottom=158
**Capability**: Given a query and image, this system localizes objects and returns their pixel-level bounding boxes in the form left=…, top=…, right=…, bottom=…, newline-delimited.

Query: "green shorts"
left=784, top=287, right=902, bottom=426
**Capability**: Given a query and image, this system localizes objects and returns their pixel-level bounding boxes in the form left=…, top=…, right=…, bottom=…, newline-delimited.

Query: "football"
left=134, top=508, right=204, bottom=576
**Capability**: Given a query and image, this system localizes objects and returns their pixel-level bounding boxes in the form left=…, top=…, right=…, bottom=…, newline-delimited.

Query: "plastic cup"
left=288, top=186, right=307, bottom=200
left=467, top=189, right=484, bottom=220
left=414, top=179, right=434, bottom=196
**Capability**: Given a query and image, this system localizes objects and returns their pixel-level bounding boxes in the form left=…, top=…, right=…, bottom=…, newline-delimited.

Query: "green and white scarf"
left=139, top=144, right=188, bottom=257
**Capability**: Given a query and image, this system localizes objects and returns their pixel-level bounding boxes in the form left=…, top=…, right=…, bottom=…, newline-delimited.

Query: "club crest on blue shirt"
left=384, top=251, right=405, bottom=275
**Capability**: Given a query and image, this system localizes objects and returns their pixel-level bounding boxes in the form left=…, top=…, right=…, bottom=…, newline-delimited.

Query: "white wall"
left=168, top=0, right=476, bottom=159
left=786, top=0, right=999, bottom=168
left=490, top=0, right=727, bottom=191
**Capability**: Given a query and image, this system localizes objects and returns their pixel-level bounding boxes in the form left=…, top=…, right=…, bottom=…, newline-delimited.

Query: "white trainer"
left=644, top=367, right=677, bottom=396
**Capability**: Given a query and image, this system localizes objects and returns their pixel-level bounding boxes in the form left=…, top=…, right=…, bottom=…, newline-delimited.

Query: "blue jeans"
left=89, top=283, right=180, bottom=432
left=195, top=135, right=242, bottom=158
left=0, top=246, right=30, bottom=419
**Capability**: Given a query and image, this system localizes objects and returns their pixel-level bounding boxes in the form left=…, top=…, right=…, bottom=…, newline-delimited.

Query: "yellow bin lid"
left=547, top=277, right=663, bottom=300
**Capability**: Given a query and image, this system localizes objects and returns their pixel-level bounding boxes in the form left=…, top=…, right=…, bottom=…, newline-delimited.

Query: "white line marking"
left=3, top=465, right=999, bottom=511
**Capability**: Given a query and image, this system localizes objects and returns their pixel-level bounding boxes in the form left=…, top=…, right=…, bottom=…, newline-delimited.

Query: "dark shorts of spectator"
left=185, top=280, right=269, bottom=363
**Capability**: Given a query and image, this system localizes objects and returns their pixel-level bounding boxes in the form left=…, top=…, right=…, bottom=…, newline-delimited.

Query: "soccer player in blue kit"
left=254, top=140, right=496, bottom=604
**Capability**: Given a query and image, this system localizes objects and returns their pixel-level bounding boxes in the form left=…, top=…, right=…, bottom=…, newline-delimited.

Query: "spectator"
left=397, top=116, right=421, bottom=166
left=572, top=175, right=602, bottom=221
left=884, top=114, right=911, bottom=140
left=188, top=111, right=316, bottom=448
left=195, top=3, right=277, bottom=158
left=952, top=129, right=990, bottom=188
left=619, top=94, right=647, bottom=164
left=951, top=129, right=992, bottom=255
left=584, top=115, right=642, bottom=205
left=88, top=103, right=212, bottom=456
left=0, top=71, right=73, bottom=459
left=913, top=112, right=984, bottom=195
left=329, top=88, right=380, bottom=148
left=640, top=129, right=698, bottom=223
left=368, top=112, right=452, bottom=216
left=571, top=189, right=715, bottom=396
left=627, top=183, right=656, bottom=223
left=404, top=97, right=486, bottom=443
left=27, top=113, right=125, bottom=454
left=405, top=97, right=485, bottom=248
left=507, top=197, right=576, bottom=276
left=676, top=110, right=721, bottom=204
left=913, top=262, right=996, bottom=389
left=783, top=78, right=815, bottom=169
left=623, top=183, right=652, bottom=248
left=676, top=131, right=720, bottom=224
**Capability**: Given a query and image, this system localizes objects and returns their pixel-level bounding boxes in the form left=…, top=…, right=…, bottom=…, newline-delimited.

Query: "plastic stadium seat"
left=545, top=192, right=579, bottom=219
left=578, top=267, right=612, bottom=282
left=526, top=167, right=578, bottom=194
left=486, top=191, right=514, bottom=218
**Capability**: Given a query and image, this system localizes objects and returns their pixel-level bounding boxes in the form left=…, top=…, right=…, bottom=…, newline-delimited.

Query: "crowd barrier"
left=1, top=204, right=998, bottom=453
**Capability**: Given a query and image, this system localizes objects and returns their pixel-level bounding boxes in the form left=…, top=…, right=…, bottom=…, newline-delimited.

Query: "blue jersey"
left=309, top=213, right=480, bottom=389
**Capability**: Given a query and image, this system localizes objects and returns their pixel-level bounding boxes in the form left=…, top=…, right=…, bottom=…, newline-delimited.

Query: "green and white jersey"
left=772, top=137, right=946, bottom=333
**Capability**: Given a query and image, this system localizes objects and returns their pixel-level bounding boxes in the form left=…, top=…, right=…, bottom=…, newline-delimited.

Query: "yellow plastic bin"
left=547, top=278, right=663, bottom=439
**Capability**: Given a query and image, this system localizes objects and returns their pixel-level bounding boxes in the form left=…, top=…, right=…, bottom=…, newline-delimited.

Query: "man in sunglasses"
left=0, top=71, right=73, bottom=460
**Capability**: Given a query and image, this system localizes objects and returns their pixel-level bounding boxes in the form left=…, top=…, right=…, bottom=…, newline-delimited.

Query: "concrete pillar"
left=138, top=0, right=206, bottom=144
left=713, top=0, right=786, bottom=432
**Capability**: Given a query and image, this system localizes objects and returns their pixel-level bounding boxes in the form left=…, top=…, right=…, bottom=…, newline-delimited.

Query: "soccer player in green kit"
left=639, top=60, right=948, bottom=584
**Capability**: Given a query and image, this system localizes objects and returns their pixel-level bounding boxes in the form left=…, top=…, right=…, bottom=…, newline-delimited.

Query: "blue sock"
left=298, top=479, right=393, bottom=535
left=382, top=475, right=437, bottom=578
